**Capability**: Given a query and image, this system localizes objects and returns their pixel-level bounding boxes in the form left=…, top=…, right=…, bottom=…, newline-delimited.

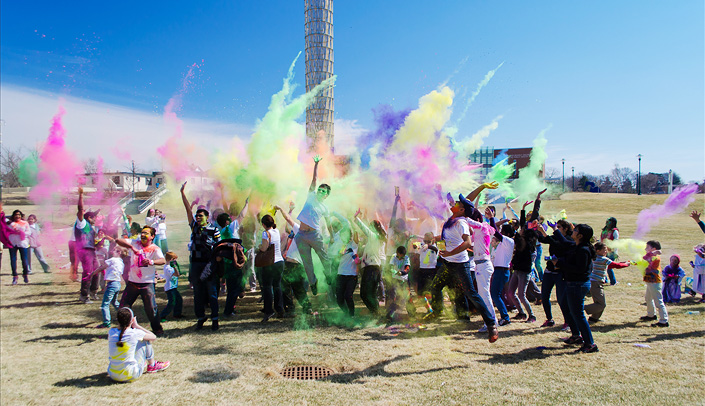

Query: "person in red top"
left=639, top=240, right=669, bottom=327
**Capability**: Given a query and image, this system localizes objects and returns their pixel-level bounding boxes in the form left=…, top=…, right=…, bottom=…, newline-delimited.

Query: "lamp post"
left=561, top=158, right=565, bottom=192
left=637, top=154, right=642, bottom=195
left=571, top=166, right=575, bottom=191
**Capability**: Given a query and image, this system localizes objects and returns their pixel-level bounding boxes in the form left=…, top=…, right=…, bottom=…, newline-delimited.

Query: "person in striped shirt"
left=584, top=242, right=630, bottom=322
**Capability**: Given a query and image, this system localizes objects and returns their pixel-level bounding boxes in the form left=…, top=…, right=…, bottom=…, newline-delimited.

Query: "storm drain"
left=280, top=365, right=333, bottom=380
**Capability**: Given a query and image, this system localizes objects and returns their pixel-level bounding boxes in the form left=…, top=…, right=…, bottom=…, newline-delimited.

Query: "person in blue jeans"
left=437, top=194, right=499, bottom=343
left=159, top=252, right=184, bottom=321
left=97, top=246, right=125, bottom=328
left=536, top=220, right=575, bottom=327
left=489, top=219, right=515, bottom=326
left=554, top=223, right=598, bottom=353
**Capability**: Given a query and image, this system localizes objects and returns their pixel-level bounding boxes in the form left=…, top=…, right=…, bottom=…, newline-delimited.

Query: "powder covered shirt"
left=107, top=327, right=147, bottom=382
left=104, top=257, right=125, bottom=282
left=643, top=252, right=662, bottom=283
left=160, top=264, right=178, bottom=291
left=337, top=241, right=359, bottom=276
left=297, top=191, right=330, bottom=231
left=465, top=217, right=493, bottom=262
left=8, top=220, right=30, bottom=248
left=441, top=218, right=471, bottom=263
left=127, top=240, right=165, bottom=284
left=418, top=244, right=438, bottom=270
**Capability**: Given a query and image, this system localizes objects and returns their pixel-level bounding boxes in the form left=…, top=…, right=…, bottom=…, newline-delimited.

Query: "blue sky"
left=1, top=1, right=703, bottom=181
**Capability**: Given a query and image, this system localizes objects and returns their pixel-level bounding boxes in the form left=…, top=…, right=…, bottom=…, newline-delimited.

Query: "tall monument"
left=304, top=0, right=334, bottom=152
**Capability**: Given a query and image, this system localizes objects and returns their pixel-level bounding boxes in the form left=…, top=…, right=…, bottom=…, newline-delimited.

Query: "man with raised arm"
left=294, top=155, right=334, bottom=295
left=75, top=187, right=101, bottom=303
left=114, top=224, right=166, bottom=336
left=181, top=181, right=221, bottom=331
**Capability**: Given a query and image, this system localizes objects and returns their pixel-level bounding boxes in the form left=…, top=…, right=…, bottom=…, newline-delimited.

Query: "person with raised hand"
left=691, top=210, right=705, bottom=234
left=295, top=155, right=334, bottom=295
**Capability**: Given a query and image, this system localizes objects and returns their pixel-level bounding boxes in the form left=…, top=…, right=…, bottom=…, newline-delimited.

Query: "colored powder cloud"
left=29, top=105, right=83, bottom=204
left=510, top=126, right=551, bottom=202
left=632, top=183, right=699, bottom=239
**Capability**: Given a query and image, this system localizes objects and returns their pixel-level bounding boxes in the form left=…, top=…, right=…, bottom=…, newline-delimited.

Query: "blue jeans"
left=29, top=247, right=51, bottom=272
left=533, top=244, right=544, bottom=282
left=101, top=280, right=121, bottom=325
left=565, top=280, right=593, bottom=345
left=161, top=288, right=183, bottom=319
left=442, top=259, right=496, bottom=327
left=490, top=266, right=511, bottom=322
left=9, top=247, right=29, bottom=277
left=541, top=272, right=561, bottom=320
left=259, top=261, right=284, bottom=315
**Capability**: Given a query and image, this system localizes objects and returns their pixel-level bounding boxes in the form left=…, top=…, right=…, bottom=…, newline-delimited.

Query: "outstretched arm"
left=309, top=155, right=321, bottom=192
left=465, top=181, right=499, bottom=203
left=390, top=193, right=400, bottom=228
left=236, top=196, right=250, bottom=222
left=77, top=187, right=85, bottom=221
left=180, top=182, right=194, bottom=226
left=274, top=205, right=297, bottom=229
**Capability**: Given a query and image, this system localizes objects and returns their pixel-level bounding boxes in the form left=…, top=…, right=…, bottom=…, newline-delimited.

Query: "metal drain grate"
left=280, top=365, right=333, bottom=380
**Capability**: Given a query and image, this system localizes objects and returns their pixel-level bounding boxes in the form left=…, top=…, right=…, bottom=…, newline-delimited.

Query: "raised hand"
left=691, top=210, right=701, bottom=222
left=313, top=154, right=322, bottom=163
left=180, top=181, right=187, bottom=193
left=483, top=181, right=499, bottom=190
left=537, top=188, right=547, bottom=199
left=354, top=208, right=362, bottom=218
left=523, top=200, right=534, bottom=209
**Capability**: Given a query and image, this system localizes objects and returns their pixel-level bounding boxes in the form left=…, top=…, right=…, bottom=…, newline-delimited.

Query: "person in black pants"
left=181, top=181, right=221, bottom=331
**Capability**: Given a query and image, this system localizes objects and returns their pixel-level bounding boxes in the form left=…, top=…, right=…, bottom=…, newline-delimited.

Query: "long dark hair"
left=574, top=224, right=596, bottom=260
left=116, top=308, right=133, bottom=348
left=261, top=214, right=276, bottom=229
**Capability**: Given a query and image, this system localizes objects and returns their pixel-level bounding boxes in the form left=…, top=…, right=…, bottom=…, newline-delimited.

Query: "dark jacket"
left=556, top=243, right=593, bottom=282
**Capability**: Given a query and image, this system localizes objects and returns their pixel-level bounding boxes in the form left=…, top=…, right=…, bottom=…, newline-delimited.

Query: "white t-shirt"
left=389, top=255, right=411, bottom=281
left=297, top=191, right=330, bottom=231
left=492, top=236, right=515, bottom=268
left=160, top=264, right=177, bottom=291
left=466, top=218, right=493, bottom=262
left=337, top=241, right=359, bottom=276
left=104, top=257, right=125, bottom=282
left=357, top=219, right=386, bottom=266
left=262, top=228, right=284, bottom=263
left=107, top=327, right=147, bottom=382
left=418, top=245, right=438, bottom=269
left=8, top=220, right=30, bottom=248
left=441, top=218, right=471, bottom=263
left=127, top=240, right=165, bottom=283
left=157, top=222, right=167, bottom=239
left=285, top=223, right=302, bottom=264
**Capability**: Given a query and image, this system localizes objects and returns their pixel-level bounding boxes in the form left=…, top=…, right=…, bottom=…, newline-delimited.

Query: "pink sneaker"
left=146, top=361, right=170, bottom=373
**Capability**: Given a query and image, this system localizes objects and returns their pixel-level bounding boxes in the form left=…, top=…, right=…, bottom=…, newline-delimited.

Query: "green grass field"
left=1, top=192, right=704, bottom=405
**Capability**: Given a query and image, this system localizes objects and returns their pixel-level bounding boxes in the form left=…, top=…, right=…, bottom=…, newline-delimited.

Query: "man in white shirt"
left=294, top=155, right=334, bottom=295
left=115, top=225, right=166, bottom=336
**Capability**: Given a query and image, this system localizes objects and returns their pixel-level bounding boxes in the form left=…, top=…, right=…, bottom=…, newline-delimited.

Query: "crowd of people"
left=1, top=157, right=703, bottom=382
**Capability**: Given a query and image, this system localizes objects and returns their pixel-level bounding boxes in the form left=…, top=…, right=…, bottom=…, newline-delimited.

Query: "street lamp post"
left=0, top=119, right=4, bottom=201
left=637, top=154, right=642, bottom=195
left=572, top=166, right=575, bottom=191
left=561, top=158, right=565, bottom=192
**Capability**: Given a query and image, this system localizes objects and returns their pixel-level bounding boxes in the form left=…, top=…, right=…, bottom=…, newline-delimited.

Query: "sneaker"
left=526, top=315, right=537, bottom=323
left=561, top=323, right=570, bottom=331
left=576, top=344, right=599, bottom=353
left=23, top=275, right=29, bottom=284
left=639, top=315, right=658, bottom=321
left=651, top=322, right=669, bottom=328
left=498, top=319, right=511, bottom=327
left=478, top=325, right=488, bottom=333
left=12, top=276, right=18, bottom=285
left=563, top=336, right=584, bottom=346
left=261, top=312, right=275, bottom=323
left=80, top=297, right=93, bottom=304
left=541, top=320, right=555, bottom=327
left=513, top=313, right=527, bottom=320
left=95, top=323, right=110, bottom=328
left=211, top=320, right=219, bottom=331
left=487, top=325, right=499, bottom=343
left=146, top=361, right=170, bottom=373
left=27, top=270, right=33, bottom=275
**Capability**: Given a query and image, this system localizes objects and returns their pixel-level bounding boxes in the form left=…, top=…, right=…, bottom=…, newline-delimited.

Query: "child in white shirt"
left=97, top=247, right=126, bottom=328
left=159, top=252, right=183, bottom=321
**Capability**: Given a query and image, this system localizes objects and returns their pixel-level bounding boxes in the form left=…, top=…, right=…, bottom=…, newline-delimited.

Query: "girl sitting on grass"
left=107, top=308, right=169, bottom=382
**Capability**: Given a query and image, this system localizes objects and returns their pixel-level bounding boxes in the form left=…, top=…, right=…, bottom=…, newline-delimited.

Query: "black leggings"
left=360, top=265, right=381, bottom=314
left=336, top=274, right=358, bottom=316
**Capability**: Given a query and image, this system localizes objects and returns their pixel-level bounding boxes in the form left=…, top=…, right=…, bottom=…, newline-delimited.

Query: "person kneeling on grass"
left=108, top=308, right=169, bottom=382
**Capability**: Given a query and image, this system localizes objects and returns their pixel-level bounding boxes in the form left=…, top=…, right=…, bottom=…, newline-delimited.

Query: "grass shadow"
left=325, top=355, right=472, bottom=384
left=641, top=330, right=705, bottom=343
left=43, top=322, right=94, bottom=329
left=54, top=372, right=115, bottom=388
left=26, top=332, right=105, bottom=346
left=188, top=364, right=240, bottom=383
left=0, top=300, right=84, bottom=309
left=464, top=345, right=567, bottom=365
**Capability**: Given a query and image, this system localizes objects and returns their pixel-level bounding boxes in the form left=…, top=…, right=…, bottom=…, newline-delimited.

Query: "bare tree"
left=83, top=158, right=100, bottom=174
left=2, top=147, right=25, bottom=188
left=610, top=164, right=635, bottom=193
left=544, top=167, right=559, bottom=179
